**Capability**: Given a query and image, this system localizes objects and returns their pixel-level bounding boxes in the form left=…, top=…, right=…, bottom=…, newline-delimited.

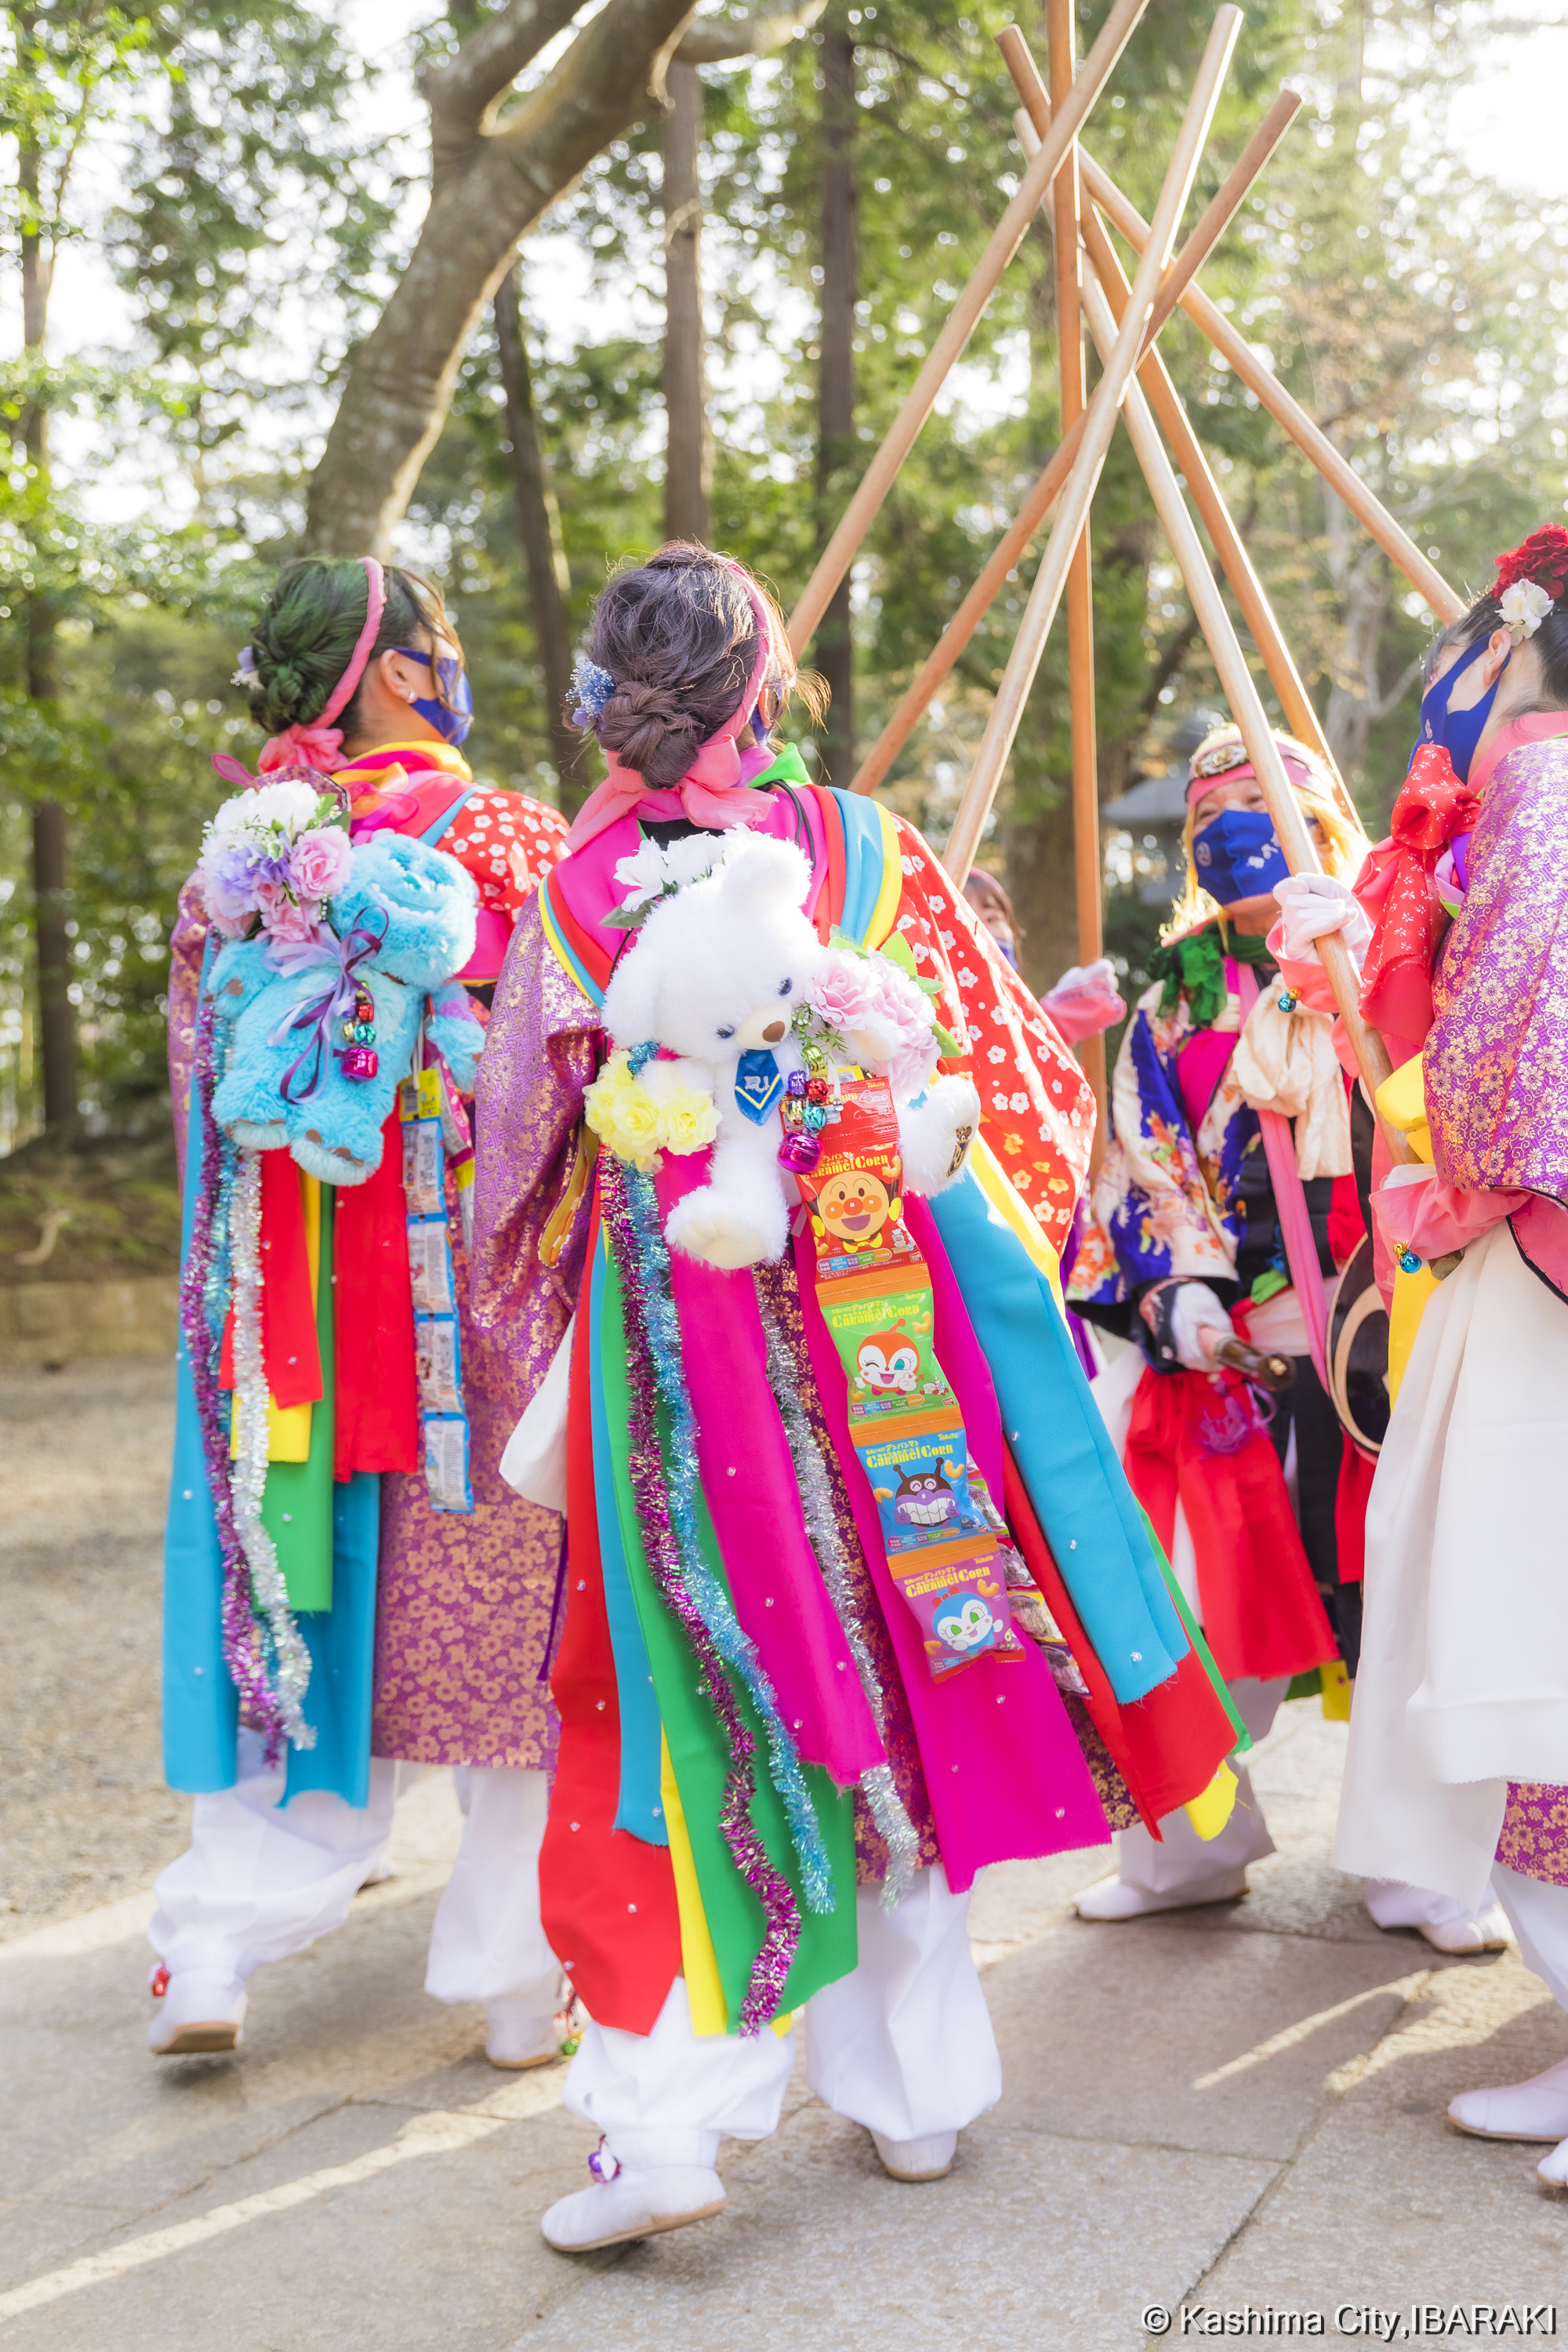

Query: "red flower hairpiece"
left=1493, top=524, right=1568, bottom=601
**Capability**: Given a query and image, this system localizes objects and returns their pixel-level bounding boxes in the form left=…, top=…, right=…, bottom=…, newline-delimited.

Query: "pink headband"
left=1185, top=748, right=1323, bottom=808
left=566, top=558, right=778, bottom=850
left=256, top=557, right=387, bottom=777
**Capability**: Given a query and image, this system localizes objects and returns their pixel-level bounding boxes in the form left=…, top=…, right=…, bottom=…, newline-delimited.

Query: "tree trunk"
left=1001, top=788, right=1080, bottom=1003
left=303, top=0, right=703, bottom=556
left=662, top=62, right=711, bottom=544
left=493, top=266, right=586, bottom=808
left=815, top=16, right=855, bottom=782
left=18, top=100, right=76, bottom=1130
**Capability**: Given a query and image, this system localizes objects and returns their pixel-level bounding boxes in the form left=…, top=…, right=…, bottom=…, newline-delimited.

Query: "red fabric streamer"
left=1123, top=1367, right=1338, bottom=1684
left=217, top=1147, right=321, bottom=1409
left=1334, top=1435, right=1375, bottom=1586
left=1354, top=746, right=1479, bottom=1047
left=538, top=1203, right=682, bottom=2035
left=332, top=1115, right=420, bottom=1479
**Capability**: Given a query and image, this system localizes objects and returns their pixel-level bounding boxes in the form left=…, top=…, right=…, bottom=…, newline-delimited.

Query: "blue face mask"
left=393, top=646, right=474, bottom=749
left=1192, top=807, right=1290, bottom=906
left=1413, top=633, right=1503, bottom=784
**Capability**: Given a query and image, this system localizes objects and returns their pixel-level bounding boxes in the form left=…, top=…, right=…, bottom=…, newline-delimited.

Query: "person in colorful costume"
left=152, top=556, right=573, bottom=2063
left=1327, top=527, right=1568, bottom=2181
left=471, top=543, right=1248, bottom=2253
left=1067, top=726, right=1506, bottom=1951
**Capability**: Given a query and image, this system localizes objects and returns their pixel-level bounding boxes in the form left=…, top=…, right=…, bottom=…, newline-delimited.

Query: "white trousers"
left=1494, top=1864, right=1568, bottom=2013
left=1112, top=1675, right=1286, bottom=1891
left=150, top=1730, right=560, bottom=2012
left=564, top=1864, right=1001, bottom=2169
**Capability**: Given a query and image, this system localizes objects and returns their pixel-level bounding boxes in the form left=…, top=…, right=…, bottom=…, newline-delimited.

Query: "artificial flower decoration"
left=1493, top=524, right=1568, bottom=601
left=195, top=779, right=353, bottom=950
left=1499, top=579, right=1555, bottom=641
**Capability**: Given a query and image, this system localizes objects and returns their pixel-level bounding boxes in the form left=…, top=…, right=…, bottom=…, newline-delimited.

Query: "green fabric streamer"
left=749, top=744, right=813, bottom=788
left=262, top=1181, right=336, bottom=1613
left=599, top=1246, right=857, bottom=2028
left=1148, top=924, right=1273, bottom=1032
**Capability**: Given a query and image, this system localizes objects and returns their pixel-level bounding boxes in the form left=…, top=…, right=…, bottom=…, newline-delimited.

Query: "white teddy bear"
left=597, top=833, right=981, bottom=1271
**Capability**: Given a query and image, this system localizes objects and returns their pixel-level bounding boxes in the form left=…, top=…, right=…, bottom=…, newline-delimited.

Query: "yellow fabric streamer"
left=1374, top=1058, right=1438, bottom=1406
left=659, top=1733, right=730, bottom=2038
left=1183, top=1758, right=1239, bottom=1842
left=967, top=1134, right=1065, bottom=1311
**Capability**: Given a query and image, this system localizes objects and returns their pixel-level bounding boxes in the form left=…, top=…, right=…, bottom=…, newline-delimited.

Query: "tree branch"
left=422, top=0, right=591, bottom=163
left=674, top=0, right=827, bottom=64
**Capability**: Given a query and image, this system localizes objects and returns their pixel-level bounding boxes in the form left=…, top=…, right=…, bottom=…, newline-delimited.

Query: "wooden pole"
left=942, top=7, right=1242, bottom=891
left=1073, top=144, right=1465, bottom=622
left=785, top=0, right=1152, bottom=659
left=1075, top=245, right=1408, bottom=1152
left=1009, top=79, right=1365, bottom=839
left=850, top=75, right=1301, bottom=797
left=1047, top=0, right=1106, bottom=1152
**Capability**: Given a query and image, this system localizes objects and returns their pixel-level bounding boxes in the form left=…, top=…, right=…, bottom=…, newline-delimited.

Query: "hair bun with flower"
left=1493, top=524, right=1568, bottom=641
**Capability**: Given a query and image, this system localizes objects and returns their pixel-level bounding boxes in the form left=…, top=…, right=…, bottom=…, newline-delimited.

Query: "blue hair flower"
left=570, top=657, right=616, bottom=729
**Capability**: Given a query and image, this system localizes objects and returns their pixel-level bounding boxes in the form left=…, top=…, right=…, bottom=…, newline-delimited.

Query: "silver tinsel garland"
left=757, top=1292, right=920, bottom=1909
left=228, top=1149, right=317, bottom=1749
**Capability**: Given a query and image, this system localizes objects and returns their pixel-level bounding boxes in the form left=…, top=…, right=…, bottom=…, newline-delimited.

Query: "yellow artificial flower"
left=584, top=1052, right=663, bottom=1172
left=658, top=1089, right=720, bottom=1156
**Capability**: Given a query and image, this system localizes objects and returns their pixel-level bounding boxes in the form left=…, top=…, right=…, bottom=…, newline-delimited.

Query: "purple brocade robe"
left=1427, top=738, right=1568, bottom=1207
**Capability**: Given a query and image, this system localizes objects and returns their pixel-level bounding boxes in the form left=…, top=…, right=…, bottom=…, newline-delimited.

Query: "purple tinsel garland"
left=178, top=983, right=291, bottom=1760
left=600, top=1153, right=800, bottom=2033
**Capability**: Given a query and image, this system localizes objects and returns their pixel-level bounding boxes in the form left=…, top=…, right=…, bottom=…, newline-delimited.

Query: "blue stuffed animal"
left=210, top=833, right=480, bottom=1185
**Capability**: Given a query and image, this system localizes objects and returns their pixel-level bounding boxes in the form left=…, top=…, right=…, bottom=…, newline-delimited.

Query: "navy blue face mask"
left=1413, top=633, right=1504, bottom=784
left=1192, top=808, right=1290, bottom=906
left=392, top=646, right=474, bottom=750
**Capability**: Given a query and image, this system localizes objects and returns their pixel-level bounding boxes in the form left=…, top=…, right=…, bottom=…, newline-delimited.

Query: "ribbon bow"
left=270, top=912, right=390, bottom=1104
left=258, top=720, right=348, bottom=775
left=1355, top=743, right=1479, bottom=1046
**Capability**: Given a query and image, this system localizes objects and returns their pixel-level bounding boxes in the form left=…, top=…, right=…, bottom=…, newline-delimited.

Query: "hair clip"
left=570, top=657, right=616, bottom=728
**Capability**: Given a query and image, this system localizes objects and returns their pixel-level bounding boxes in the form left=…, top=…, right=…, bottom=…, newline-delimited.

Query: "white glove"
left=1167, top=1281, right=1236, bottom=1373
left=1272, top=872, right=1372, bottom=966
left=1050, top=957, right=1119, bottom=996
left=1043, top=957, right=1126, bottom=1044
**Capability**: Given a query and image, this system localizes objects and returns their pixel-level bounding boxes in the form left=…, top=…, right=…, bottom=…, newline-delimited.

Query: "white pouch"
left=499, top=1315, right=574, bottom=1514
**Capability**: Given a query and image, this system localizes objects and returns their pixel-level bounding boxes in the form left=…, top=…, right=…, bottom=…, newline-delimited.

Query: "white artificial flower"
left=612, top=833, right=724, bottom=912
left=209, top=780, right=321, bottom=841
left=1500, top=579, right=1554, bottom=639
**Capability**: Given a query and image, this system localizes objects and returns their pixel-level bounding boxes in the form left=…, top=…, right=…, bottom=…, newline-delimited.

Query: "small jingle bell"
left=805, top=1075, right=831, bottom=1104
left=804, top=1103, right=829, bottom=1132
left=341, top=1018, right=358, bottom=1042
left=1277, top=989, right=1300, bottom=1014
left=779, top=1131, right=822, bottom=1174
left=786, top=1069, right=808, bottom=1098
left=1397, top=1247, right=1422, bottom=1275
left=341, top=1045, right=379, bottom=1082
left=353, top=1022, right=376, bottom=1045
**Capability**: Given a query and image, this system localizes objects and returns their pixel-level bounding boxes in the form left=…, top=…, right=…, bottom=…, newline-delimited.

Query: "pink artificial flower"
left=289, top=825, right=352, bottom=904
left=811, top=949, right=938, bottom=1096
left=255, top=879, right=324, bottom=946
left=811, top=954, right=886, bottom=1037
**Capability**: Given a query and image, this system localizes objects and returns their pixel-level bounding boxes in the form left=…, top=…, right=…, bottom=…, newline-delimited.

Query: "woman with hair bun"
left=1068, top=721, right=1507, bottom=1952
left=1327, top=527, right=1568, bottom=2183
left=151, top=555, right=575, bottom=2067
left=472, top=543, right=1250, bottom=2253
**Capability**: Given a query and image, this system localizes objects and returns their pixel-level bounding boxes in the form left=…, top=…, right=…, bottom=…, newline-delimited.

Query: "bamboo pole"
left=1073, top=144, right=1464, bottom=622
left=1047, top=0, right=1107, bottom=1155
left=942, top=7, right=1242, bottom=890
left=850, top=72, right=1301, bottom=797
left=1075, top=244, right=1407, bottom=1150
left=785, top=0, right=1152, bottom=660
left=1009, top=84, right=1364, bottom=838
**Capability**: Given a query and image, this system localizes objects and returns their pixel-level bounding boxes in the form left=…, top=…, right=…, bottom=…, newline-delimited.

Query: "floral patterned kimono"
left=471, top=765, right=1244, bottom=2039
left=1069, top=922, right=1347, bottom=1688
left=163, top=741, right=570, bottom=1806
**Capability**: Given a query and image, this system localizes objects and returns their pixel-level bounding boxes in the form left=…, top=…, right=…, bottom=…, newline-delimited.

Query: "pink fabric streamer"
left=566, top=561, right=776, bottom=848
left=1234, top=961, right=1330, bottom=1388
left=793, top=1205, right=1110, bottom=1893
left=655, top=1154, right=886, bottom=1789
left=258, top=557, right=387, bottom=775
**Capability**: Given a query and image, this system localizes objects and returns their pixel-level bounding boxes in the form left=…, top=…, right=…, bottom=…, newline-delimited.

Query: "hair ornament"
left=1493, top=524, right=1568, bottom=602
left=571, top=657, right=616, bottom=729
left=1189, top=734, right=1250, bottom=782
left=1499, top=579, right=1555, bottom=643
left=232, top=647, right=258, bottom=688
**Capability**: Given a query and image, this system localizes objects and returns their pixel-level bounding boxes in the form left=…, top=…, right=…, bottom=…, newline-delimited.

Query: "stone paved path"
left=4, top=1363, right=1565, bottom=2349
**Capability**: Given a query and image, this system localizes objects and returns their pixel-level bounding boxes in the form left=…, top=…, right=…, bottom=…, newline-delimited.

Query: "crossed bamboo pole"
left=848, top=76, right=1305, bottom=797
left=786, top=0, right=1152, bottom=660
